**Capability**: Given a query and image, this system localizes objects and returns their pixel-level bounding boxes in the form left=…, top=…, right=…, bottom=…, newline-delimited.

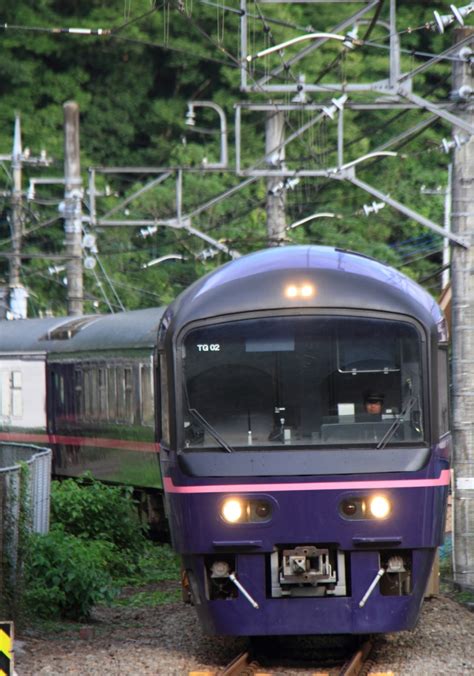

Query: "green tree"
left=0, top=1, right=458, bottom=311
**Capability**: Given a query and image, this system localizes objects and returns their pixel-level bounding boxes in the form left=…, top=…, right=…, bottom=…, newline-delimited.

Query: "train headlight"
left=368, top=495, right=391, bottom=519
left=220, top=497, right=273, bottom=523
left=221, top=498, right=244, bottom=523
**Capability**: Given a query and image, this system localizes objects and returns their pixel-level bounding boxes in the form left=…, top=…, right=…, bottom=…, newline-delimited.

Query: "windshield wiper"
left=376, top=396, right=418, bottom=450
left=188, top=407, right=234, bottom=453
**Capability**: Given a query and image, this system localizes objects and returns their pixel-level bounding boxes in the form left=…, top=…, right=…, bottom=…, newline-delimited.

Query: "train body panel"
left=0, top=308, right=165, bottom=495
left=159, top=245, right=451, bottom=636
left=163, top=456, right=448, bottom=634
left=181, top=548, right=435, bottom=635
left=163, top=464, right=449, bottom=555
left=0, top=355, right=47, bottom=431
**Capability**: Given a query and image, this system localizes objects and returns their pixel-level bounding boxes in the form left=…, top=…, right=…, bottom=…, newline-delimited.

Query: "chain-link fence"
left=0, top=443, right=51, bottom=617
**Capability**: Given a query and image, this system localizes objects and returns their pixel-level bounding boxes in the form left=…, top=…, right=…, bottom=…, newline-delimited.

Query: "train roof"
left=168, top=246, right=444, bottom=332
left=0, top=307, right=165, bottom=355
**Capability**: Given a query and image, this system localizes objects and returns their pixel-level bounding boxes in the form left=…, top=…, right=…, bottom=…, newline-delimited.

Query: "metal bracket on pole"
left=242, top=0, right=380, bottom=92
left=400, top=91, right=474, bottom=137
left=339, top=169, right=469, bottom=248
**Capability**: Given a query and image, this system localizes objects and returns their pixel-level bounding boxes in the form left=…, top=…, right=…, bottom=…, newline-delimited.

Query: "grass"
left=111, top=542, right=182, bottom=607
left=113, top=588, right=182, bottom=607
left=23, top=542, right=182, bottom=635
left=439, top=535, right=474, bottom=605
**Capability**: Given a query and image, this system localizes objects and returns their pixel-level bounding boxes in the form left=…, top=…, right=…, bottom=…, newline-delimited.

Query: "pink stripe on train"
left=0, top=431, right=160, bottom=453
left=163, top=469, right=451, bottom=494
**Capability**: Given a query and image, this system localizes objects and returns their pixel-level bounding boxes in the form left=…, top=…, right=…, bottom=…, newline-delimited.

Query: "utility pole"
left=10, top=115, right=22, bottom=289
left=63, top=101, right=83, bottom=316
left=2, top=114, right=50, bottom=319
left=451, top=27, right=474, bottom=592
left=8, top=115, right=29, bottom=318
left=265, top=110, right=287, bottom=246
left=443, top=164, right=453, bottom=290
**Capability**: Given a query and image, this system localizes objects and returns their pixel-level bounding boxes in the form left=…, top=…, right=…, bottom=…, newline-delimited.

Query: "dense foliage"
left=50, top=474, right=147, bottom=567
left=0, top=1, right=461, bottom=314
left=23, top=476, right=150, bottom=620
left=24, top=526, right=116, bottom=620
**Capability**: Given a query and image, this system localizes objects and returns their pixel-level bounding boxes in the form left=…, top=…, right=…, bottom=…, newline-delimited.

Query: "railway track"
left=190, top=637, right=394, bottom=675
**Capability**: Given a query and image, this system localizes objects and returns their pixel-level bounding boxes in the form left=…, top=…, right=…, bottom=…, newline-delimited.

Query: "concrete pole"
left=451, top=28, right=474, bottom=591
left=10, top=115, right=22, bottom=289
left=442, top=164, right=452, bottom=291
left=8, top=114, right=29, bottom=319
left=265, top=110, right=287, bottom=246
left=63, top=101, right=83, bottom=315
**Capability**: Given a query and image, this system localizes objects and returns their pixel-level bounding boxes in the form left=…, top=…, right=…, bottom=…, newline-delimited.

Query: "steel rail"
left=340, top=639, right=374, bottom=676
left=205, top=637, right=377, bottom=675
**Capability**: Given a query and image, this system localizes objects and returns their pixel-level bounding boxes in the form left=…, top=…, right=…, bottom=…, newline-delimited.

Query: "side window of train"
left=82, top=366, right=93, bottom=420
left=124, top=366, right=133, bottom=423
left=438, top=347, right=450, bottom=436
left=89, top=366, right=99, bottom=420
left=117, top=366, right=126, bottom=421
left=107, top=366, right=117, bottom=422
left=98, top=366, right=107, bottom=421
left=52, top=369, right=66, bottom=419
left=116, top=365, right=134, bottom=424
left=159, top=353, right=170, bottom=445
left=140, top=363, right=154, bottom=426
left=74, top=368, right=83, bottom=421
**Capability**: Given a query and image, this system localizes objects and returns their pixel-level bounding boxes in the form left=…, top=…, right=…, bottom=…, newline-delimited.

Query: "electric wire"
left=109, top=4, right=161, bottom=35
left=1, top=2, right=458, bottom=306
left=0, top=215, right=62, bottom=249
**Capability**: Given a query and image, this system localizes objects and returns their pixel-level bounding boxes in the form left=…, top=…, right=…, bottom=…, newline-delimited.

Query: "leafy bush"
left=51, top=475, right=147, bottom=571
left=24, top=525, right=116, bottom=620
left=22, top=476, right=160, bottom=620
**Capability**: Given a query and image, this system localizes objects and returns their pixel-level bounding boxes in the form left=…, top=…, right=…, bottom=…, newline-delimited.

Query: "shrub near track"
left=50, top=474, right=147, bottom=571
left=23, top=526, right=116, bottom=620
left=23, top=475, right=152, bottom=621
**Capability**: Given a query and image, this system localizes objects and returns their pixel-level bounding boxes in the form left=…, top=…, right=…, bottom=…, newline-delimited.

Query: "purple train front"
left=159, top=246, right=451, bottom=636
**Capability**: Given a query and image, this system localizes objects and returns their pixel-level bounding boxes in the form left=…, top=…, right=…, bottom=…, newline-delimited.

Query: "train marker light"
left=285, top=284, right=298, bottom=298
left=221, top=498, right=244, bottom=523
left=369, top=495, right=391, bottom=519
left=300, top=283, right=315, bottom=298
left=341, top=500, right=358, bottom=517
left=255, top=501, right=271, bottom=519
left=284, top=283, right=316, bottom=299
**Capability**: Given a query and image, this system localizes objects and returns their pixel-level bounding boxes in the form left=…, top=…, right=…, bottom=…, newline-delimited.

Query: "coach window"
left=159, top=354, right=170, bottom=445
left=117, top=367, right=125, bottom=421
left=124, top=367, right=133, bottom=423
left=52, top=370, right=65, bottom=414
left=89, top=367, right=98, bottom=420
left=98, top=367, right=107, bottom=420
left=141, top=364, right=154, bottom=426
left=108, top=366, right=117, bottom=422
left=74, top=368, right=83, bottom=420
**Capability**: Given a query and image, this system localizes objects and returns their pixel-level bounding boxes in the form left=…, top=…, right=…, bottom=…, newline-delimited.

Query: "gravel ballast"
left=15, top=589, right=474, bottom=674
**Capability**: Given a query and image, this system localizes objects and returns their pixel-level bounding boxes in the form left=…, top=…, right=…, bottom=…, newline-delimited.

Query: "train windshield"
left=181, top=316, right=425, bottom=450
